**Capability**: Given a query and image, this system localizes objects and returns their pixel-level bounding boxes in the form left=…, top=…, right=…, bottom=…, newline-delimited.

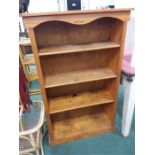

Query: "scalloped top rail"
left=21, top=8, right=134, bottom=28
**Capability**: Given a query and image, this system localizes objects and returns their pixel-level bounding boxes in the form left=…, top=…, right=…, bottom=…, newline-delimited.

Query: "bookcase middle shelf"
left=49, top=89, right=114, bottom=114
left=44, top=67, right=117, bottom=88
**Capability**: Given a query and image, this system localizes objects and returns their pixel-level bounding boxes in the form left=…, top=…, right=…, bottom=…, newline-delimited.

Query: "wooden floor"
left=52, top=112, right=114, bottom=144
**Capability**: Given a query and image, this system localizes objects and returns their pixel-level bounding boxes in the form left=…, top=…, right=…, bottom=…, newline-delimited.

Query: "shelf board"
left=39, top=41, right=120, bottom=56
left=27, top=72, right=38, bottom=81
left=22, top=58, right=35, bottom=65
left=52, top=112, right=114, bottom=144
left=49, top=90, right=114, bottom=114
left=45, top=67, right=116, bottom=88
left=19, top=38, right=31, bottom=46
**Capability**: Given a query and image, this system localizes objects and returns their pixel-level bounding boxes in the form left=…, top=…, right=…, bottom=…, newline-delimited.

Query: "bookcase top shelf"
left=39, top=41, right=120, bottom=56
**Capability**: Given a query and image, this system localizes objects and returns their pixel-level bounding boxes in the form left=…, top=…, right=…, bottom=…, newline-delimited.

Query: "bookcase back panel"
left=34, top=18, right=122, bottom=49
left=46, top=80, right=109, bottom=98
left=40, top=50, right=115, bottom=76
left=51, top=104, right=110, bottom=122
left=107, top=48, right=120, bottom=73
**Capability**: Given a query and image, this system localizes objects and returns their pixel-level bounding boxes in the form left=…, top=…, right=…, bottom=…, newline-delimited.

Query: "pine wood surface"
left=52, top=111, right=114, bottom=144
left=45, top=68, right=116, bottom=88
left=21, top=9, right=133, bottom=144
left=39, top=41, right=120, bottom=56
left=49, top=90, right=114, bottom=114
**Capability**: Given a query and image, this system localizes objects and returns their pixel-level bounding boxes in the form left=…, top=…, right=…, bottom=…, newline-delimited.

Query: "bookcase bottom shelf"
left=51, top=112, right=114, bottom=144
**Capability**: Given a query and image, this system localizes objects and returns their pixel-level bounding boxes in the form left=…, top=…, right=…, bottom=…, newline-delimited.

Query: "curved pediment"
left=34, top=16, right=123, bottom=28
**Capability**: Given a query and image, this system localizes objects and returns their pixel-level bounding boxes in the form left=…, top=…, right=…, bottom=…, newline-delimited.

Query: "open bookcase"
left=21, top=8, right=133, bottom=145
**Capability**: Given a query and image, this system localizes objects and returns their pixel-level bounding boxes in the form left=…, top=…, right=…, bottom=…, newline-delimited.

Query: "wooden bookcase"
left=21, top=8, right=133, bottom=145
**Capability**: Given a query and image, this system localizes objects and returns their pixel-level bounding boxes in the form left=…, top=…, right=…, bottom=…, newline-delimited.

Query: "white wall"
left=28, top=0, right=59, bottom=12
left=28, top=0, right=135, bottom=12
left=125, top=17, right=135, bottom=52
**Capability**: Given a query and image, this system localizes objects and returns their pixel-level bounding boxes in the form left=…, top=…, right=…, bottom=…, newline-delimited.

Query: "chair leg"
left=36, top=149, right=40, bottom=155
left=40, top=144, right=44, bottom=155
left=19, top=119, right=24, bottom=131
left=122, top=76, right=135, bottom=137
left=40, top=129, right=44, bottom=155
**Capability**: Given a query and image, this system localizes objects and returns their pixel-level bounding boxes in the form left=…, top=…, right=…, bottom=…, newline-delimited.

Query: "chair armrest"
left=19, top=100, right=44, bottom=136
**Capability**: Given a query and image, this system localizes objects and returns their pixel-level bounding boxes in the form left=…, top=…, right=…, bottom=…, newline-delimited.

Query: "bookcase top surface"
left=21, top=8, right=133, bottom=28
left=20, top=8, right=134, bottom=17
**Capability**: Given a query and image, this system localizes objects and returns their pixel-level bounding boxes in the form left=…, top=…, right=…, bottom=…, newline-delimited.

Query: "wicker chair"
left=19, top=100, right=45, bottom=155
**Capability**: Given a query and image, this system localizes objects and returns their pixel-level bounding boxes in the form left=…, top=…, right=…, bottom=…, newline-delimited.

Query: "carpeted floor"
left=29, top=81, right=135, bottom=155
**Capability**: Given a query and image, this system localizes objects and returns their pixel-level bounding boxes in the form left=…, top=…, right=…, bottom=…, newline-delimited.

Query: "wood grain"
left=40, top=50, right=112, bottom=76
left=45, top=67, right=116, bottom=88
left=35, top=18, right=112, bottom=48
left=39, top=41, right=120, bottom=56
left=21, top=9, right=133, bottom=29
left=22, top=9, right=133, bottom=145
left=27, top=72, right=38, bottom=81
left=49, top=90, right=114, bottom=114
left=47, top=80, right=108, bottom=98
left=28, top=29, right=54, bottom=142
left=52, top=111, right=114, bottom=144
left=22, top=57, right=35, bottom=65
left=19, top=39, right=38, bottom=82
left=20, top=8, right=134, bottom=17
left=19, top=38, right=31, bottom=46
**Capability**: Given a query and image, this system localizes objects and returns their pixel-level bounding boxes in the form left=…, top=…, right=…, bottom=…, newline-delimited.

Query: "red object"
left=19, top=64, right=32, bottom=112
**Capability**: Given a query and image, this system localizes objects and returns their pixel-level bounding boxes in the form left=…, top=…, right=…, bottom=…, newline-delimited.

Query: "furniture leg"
left=122, top=76, right=135, bottom=137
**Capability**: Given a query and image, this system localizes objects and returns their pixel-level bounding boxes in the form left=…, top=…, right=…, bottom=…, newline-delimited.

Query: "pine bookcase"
left=21, top=8, right=133, bottom=145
